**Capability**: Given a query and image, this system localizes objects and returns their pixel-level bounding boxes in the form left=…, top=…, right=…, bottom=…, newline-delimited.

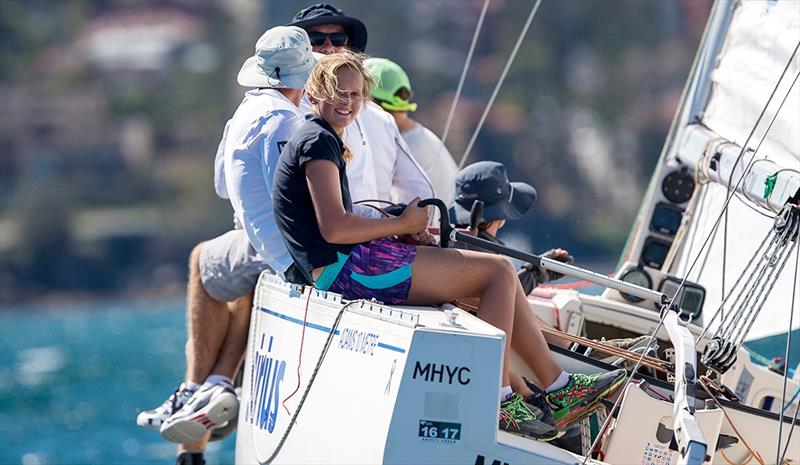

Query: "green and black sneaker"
left=499, top=393, right=561, bottom=441
left=545, top=369, right=626, bottom=428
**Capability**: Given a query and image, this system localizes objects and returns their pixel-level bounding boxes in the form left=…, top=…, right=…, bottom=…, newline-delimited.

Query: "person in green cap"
left=365, top=58, right=459, bottom=207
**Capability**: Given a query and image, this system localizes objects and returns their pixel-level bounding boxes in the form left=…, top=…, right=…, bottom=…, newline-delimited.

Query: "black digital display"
left=650, top=203, right=684, bottom=236
left=657, top=276, right=705, bottom=319
left=641, top=237, right=672, bottom=269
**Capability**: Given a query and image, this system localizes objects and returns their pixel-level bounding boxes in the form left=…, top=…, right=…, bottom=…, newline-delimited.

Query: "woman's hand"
left=397, top=229, right=437, bottom=246
left=398, top=197, right=429, bottom=234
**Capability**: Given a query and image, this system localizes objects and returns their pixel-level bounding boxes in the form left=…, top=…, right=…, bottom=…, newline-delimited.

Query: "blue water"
left=0, top=297, right=796, bottom=465
left=0, top=298, right=235, bottom=465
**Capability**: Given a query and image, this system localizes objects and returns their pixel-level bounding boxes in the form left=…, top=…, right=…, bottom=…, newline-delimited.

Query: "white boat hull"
left=235, top=274, right=799, bottom=465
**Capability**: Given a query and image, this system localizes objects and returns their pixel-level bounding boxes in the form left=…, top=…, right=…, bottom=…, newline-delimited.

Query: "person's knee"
left=488, top=255, right=516, bottom=281
left=189, top=242, right=206, bottom=276
left=228, top=291, right=253, bottom=315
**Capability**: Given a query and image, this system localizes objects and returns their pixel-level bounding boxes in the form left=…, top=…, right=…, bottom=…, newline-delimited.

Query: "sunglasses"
left=308, top=31, right=349, bottom=47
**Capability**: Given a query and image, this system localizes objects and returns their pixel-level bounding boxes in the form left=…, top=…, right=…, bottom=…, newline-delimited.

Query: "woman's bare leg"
left=407, top=247, right=526, bottom=386
left=510, top=279, right=562, bottom=387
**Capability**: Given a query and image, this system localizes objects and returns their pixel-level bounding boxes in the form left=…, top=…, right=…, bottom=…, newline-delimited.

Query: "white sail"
left=702, top=0, right=799, bottom=167
left=671, top=0, right=799, bottom=341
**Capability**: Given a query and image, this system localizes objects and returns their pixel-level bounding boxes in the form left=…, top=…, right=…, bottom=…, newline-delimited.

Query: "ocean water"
left=0, top=298, right=235, bottom=465
left=0, top=296, right=796, bottom=465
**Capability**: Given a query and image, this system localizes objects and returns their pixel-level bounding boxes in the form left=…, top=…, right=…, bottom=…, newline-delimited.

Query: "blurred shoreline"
left=0, top=0, right=711, bottom=311
left=0, top=285, right=185, bottom=311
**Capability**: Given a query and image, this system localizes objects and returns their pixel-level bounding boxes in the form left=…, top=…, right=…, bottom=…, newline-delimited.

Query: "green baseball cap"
left=364, top=58, right=418, bottom=112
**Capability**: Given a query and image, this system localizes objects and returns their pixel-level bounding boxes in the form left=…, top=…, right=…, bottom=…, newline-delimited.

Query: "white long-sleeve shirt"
left=401, top=122, right=458, bottom=207
left=213, top=89, right=301, bottom=278
left=358, top=102, right=434, bottom=203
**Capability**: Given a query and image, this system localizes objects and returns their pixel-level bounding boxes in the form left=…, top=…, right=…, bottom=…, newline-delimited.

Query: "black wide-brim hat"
left=448, top=161, right=537, bottom=226
left=289, top=3, right=368, bottom=52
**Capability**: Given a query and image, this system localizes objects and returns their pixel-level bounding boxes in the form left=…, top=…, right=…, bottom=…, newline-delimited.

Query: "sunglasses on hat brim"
left=308, top=31, right=349, bottom=47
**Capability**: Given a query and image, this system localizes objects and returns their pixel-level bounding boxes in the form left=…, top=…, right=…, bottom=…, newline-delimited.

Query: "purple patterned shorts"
left=315, top=237, right=417, bottom=305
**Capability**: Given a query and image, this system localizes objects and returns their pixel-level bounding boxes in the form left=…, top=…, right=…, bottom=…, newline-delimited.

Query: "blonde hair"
left=307, top=51, right=374, bottom=104
left=306, top=52, right=373, bottom=163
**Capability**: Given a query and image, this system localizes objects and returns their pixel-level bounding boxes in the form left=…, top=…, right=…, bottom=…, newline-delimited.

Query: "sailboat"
left=234, top=0, right=799, bottom=463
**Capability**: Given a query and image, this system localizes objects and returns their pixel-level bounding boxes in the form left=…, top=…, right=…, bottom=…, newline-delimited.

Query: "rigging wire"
left=585, top=32, right=800, bottom=465
left=438, top=0, right=490, bottom=149
left=776, top=242, right=798, bottom=465
left=457, top=0, right=543, bottom=168
left=720, top=40, right=799, bottom=202
left=665, top=39, right=800, bottom=349
left=729, top=69, right=800, bottom=218
left=713, top=43, right=799, bottom=325
left=581, top=308, right=671, bottom=465
left=779, top=400, right=800, bottom=465
left=695, top=228, right=773, bottom=343
left=699, top=377, right=767, bottom=465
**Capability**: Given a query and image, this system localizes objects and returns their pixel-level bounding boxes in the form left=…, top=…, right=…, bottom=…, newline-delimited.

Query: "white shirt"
left=402, top=122, right=459, bottom=207
left=214, top=89, right=301, bottom=277
left=358, top=102, right=434, bottom=203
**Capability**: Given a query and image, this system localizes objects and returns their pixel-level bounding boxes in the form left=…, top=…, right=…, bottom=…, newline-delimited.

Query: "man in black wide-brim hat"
left=288, top=3, right=367, bottom=54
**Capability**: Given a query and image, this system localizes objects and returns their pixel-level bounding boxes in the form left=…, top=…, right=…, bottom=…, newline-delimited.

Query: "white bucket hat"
left=237, top=26, right=316, bottom=89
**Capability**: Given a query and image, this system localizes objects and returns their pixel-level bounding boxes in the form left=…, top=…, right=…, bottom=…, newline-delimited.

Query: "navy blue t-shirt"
left=273, top=114, right=354, bottom=284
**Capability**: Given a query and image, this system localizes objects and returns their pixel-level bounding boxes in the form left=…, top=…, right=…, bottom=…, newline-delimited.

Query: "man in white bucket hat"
left=136, top=26, right=317, bottom=464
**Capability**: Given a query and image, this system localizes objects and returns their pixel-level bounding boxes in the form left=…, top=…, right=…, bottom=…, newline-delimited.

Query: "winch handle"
left=418, top=198, right=452, bottom=248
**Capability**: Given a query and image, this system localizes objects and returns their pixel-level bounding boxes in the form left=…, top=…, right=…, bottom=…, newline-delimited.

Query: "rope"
left=582, top=306, right=671, bottom=465
left=725, top=227, right=795, bottom=345
left=354, top=198, right=399, bottom=218
left=732, top=237, right=797, bottom=349
left=458, top=0, right=543, bottom=168
left=696, top=228, right=772, bottom=344
left=781, top=385, right=800, bottom=414
left=668, top=40, right=800, bottom=345
left=699, top=376, right=766, bottom=465
left=453, top=298, right=669, bottom=371
left=720, top=448, right=754, bottom=465
left=281, top=289, right=314, bottom=415
left=438, top=0, right=490, bottom=150
left=537, top=326, right=671, bottom=373
left=733, top=69, right=800, bottom=213
left=259, top=297, right=356, bottom=465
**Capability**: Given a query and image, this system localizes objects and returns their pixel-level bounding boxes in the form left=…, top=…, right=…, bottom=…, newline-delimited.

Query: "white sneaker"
left=160, top=380, right=239, bottom=444
left=136, top=383, right=198, bottom=432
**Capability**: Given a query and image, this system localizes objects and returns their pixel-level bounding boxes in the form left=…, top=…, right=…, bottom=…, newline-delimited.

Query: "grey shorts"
left=199, top=229, right=272, bottom=302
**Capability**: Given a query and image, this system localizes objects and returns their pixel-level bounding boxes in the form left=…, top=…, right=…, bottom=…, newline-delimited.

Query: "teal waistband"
left=314, top=252, right=350, bottom=291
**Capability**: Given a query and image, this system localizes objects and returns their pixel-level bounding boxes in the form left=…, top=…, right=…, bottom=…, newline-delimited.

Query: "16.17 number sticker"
left=418, top=420, right=461, bottom=443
